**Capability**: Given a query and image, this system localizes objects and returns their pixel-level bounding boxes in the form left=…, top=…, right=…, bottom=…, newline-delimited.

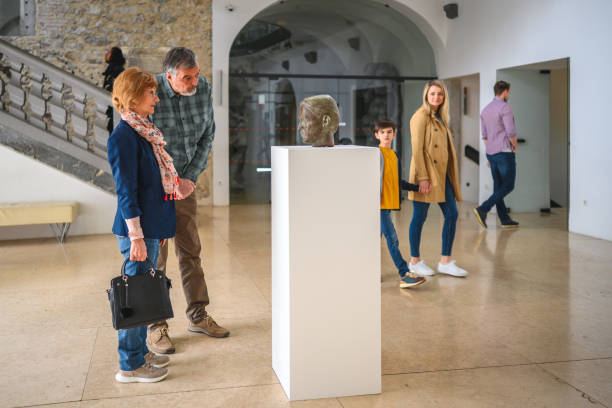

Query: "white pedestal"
left=271, top=146, right=381, bottom=401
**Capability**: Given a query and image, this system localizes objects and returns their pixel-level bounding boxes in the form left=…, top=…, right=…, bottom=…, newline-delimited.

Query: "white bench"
left=0, top=201, right=79, bottom=243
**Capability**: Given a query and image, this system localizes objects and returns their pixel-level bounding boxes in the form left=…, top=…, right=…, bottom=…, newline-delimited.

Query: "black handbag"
left=107, top=257, right=174, bottom=330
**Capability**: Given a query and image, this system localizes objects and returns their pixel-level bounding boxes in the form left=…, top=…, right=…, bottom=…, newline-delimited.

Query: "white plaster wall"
left=460, top=75, right=480, bottom=203
left=446, top=75, right=479, bottom=203
left=0, top=145, right=116, bottom=240
left=550, top=68, right=568, bottom=208
left=437, top=0, right=612, bottom=241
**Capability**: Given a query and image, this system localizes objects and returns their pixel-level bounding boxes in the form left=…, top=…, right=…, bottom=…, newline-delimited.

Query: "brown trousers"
left=150, top=192, right=209, bottom=328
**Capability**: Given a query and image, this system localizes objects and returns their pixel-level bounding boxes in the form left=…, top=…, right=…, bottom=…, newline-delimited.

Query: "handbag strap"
left=121, top=257, right=165, bottom=279
left=119, top=256, right=167, bottom=310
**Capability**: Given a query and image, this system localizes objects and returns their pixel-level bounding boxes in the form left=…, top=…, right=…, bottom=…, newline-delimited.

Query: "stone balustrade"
left=0, top=38, right=115, bottom=173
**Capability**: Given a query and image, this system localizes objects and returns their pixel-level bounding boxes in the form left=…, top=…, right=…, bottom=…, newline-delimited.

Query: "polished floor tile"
left=381, top=303, right=530, bottom=374
left=0, top=329, right=96, bottom=407
left=0, top=287, right=113, bottom=333
left=339, top=364, right=606, bottom=407
left=81, top=384, right=342, bottom=408
left=1, top=203, right=611, bottom=407
left=82, top=317, right=277, bottom=400
left=540, top=358, right=612, bottom=407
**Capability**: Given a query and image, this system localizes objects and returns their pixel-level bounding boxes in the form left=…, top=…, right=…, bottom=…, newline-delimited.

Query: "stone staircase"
left=0, top=39, right=115, bottom=194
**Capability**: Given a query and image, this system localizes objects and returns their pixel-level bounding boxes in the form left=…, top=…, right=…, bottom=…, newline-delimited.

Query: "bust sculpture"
left=298, top=95, right=340, bottom=147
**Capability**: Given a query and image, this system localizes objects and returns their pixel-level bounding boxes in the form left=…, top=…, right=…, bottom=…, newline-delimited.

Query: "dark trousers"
left=151, top=193, right=209, bottom=329
left=479, top=152, right=516, bottom=223
left=381, top=209, right=409, bottom=277
left=409, top=178, right=458, bottom=257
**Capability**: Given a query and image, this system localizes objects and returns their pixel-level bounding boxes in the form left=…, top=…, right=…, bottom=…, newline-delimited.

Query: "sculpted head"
left=298, top=95, right=340, bottom=147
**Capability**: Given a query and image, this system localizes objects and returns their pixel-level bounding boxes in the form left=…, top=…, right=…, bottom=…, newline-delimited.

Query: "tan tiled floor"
left=1, top=203, right=611, bottom=408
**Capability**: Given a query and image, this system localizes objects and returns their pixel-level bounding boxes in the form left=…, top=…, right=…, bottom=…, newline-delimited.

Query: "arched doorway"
left=226, top=0, right=437, bottom=204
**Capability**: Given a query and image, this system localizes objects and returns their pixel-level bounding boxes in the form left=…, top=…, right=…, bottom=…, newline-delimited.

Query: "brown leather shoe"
left=146, top=325, right=175, bottom=354
left=188, top=315, right=230, bottom=338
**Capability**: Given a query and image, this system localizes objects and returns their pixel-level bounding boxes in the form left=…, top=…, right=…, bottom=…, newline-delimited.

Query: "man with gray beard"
left=148, top=47, right=229, bottom=354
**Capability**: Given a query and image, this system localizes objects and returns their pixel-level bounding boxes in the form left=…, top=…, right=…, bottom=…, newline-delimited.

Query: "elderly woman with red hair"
left=107, top=67, right=178, bottom=383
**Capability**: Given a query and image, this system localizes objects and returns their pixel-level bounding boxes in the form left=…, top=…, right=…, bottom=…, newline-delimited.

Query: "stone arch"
left=212, top=0, right=446, bottom=205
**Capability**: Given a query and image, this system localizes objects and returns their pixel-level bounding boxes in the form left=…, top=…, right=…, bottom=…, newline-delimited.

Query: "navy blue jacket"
left=107, top=120, right=176, bottom=239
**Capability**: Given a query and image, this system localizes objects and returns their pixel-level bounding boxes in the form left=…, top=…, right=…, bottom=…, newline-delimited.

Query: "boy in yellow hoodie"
left=376, top=118, right=425, bottom=288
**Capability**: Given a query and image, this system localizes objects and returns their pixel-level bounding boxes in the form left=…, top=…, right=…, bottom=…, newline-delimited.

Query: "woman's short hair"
left=112, top=67, right=157, bottom=113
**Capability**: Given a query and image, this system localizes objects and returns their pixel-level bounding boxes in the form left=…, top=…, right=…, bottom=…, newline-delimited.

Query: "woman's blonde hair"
left=421, top=80, right=450, bottom=125
left=112, top=67, right=157, bottom=113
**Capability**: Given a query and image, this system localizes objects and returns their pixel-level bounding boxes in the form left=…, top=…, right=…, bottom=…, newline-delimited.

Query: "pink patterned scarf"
left=121, top=111, right=179, bottom=200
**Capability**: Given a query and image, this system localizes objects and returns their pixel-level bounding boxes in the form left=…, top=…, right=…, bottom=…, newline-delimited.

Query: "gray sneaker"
left=145, top=351, right=169, bottom=368
left=115, top=363, right=168, bottom=383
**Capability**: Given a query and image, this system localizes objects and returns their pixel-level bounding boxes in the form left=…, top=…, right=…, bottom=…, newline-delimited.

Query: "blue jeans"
left=381, top=210, right=409, bottom=277
left=479, top=152, right=516, bottom=223
left=409, top=178, right=458, bottom=257
left=116, top=236, right=160, bottom=371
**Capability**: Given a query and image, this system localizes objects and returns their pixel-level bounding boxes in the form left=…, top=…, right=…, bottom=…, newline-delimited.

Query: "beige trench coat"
left=407, top=106, right=463, bottom=203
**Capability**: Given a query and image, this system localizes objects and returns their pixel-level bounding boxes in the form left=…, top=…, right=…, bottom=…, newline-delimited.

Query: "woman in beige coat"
left=407, top=80, right=468, bottom=277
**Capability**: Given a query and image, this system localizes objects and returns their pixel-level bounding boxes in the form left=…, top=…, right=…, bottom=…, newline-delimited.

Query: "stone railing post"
left=19, top=63, right=33, bottom=120
left=61, top=83, right=75, bottom=142
left=0, top=53, right=10, bottom=111
left=83, top=95, right=97, bottom=151
left=41, top=74, right=53, bottom=130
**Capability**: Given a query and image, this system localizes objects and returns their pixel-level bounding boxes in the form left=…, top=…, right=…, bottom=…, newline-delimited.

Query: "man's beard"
left=181, top=88, right=197, bottom=96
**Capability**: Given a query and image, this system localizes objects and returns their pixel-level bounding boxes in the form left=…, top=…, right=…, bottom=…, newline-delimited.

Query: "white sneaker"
left=409, top=260, right=435, bottom=276
left=115, top=363, right=168, bottom=383
left=437, top=261, right=468, bottom=277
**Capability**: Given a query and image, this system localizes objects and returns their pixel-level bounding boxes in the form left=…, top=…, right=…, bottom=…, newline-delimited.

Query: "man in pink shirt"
left=473, top=81, right=519, bottom=229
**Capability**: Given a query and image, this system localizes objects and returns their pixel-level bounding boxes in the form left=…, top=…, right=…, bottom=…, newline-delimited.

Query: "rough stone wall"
left=1, top=0, right=215, bottom=204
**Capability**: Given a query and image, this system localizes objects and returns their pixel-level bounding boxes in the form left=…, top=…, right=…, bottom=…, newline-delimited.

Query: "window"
left=0, top=0, right=35, bottom=36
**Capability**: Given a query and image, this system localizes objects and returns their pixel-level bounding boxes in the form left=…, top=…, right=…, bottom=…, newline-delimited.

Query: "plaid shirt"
left=151, top=74, right=216, bottom=183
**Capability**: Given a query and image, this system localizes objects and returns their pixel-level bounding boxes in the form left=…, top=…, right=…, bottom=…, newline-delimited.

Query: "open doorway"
left=496, top=58, right=569, bottom=223
left=446, top=74, right=480, bottom=204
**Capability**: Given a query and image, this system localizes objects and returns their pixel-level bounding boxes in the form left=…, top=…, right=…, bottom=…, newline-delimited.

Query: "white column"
left=271, top=146, right=381, bottom=401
